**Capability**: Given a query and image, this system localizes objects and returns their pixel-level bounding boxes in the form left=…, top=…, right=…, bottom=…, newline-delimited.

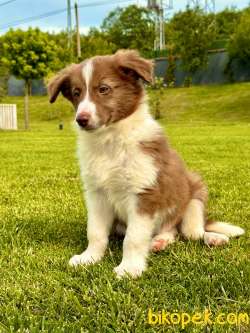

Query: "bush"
left=167, top=8, right=216, bottom=75
left=166, top=54, right=176, bottom=87
left=228, top=8, right=250, bottom=65
left=147, top=77, right=165, bottom=119
left=0, top=66, right=8, bottom=100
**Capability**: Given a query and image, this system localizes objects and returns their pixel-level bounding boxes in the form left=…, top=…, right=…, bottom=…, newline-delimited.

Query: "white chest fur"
left=77, top=103, right=161, bottom=220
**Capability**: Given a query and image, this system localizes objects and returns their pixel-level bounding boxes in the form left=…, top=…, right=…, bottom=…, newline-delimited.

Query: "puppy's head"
left=48, top=50, right=153, bottom=131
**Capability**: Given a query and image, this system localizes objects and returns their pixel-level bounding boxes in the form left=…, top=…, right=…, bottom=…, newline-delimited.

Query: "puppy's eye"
left=73, top=89, right=81, bottom=97
left=99, top=84, right=110, bottom=95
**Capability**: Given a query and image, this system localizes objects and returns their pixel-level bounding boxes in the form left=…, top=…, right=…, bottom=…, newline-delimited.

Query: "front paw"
left=69, top=250, right=102, bottom=267
left=114, top=259, right=146, bottom=278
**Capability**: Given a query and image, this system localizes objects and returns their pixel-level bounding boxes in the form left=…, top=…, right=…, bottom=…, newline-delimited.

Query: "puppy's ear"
left=47, top=64, right=77, bottom=103
left=48, top=73, right=68, bottom=103
left=114, top=49, right=154, bottom=83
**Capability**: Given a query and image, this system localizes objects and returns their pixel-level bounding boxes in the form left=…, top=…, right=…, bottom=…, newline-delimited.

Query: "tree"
left=147, top=77, right=165, bottom=119
left=0, top=37, right=8, bottom=100
left=102, top=5, right=154, bottom=53
left=166, top=54, right=176, bottom=87
left=166, top=8, right=216, bottom=83
left=0, top=65, right=8, bottom=100
left=228, top=8, right=250, bottom=65
left=48, top=30, right=73, bottom=68
left=80, top=28, right=116, bottom=59
left=215, top=8, right=241, bottom=40
left=1, top=28, right=58, bottom=129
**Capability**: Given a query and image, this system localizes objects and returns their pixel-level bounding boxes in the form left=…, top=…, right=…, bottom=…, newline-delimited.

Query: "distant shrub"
left=147, top=77, right=165, bottom=119
left=183, top=76, right=192, bottom=87
left=0, top=66, right=8, bottom=100
left=228, top=9, right=250, bottom=65
left=166, top=54, right=176, bottom=87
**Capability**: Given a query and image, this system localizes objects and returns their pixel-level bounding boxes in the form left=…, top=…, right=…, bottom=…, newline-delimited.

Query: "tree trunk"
left=28, top=82, right=32, bottom=96
left=24, top=81, right=30, bottom=130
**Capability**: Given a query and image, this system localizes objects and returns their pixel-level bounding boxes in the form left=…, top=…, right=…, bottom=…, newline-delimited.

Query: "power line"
left=1, top=8, right=68, bottom=30
left=0, top=0, right=17, bottom=8
left=0, top=0, right=134, bottom=31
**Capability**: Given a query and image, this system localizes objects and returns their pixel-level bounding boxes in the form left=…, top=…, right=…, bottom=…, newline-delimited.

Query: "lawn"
left=0, top=83, right=249, bottom=332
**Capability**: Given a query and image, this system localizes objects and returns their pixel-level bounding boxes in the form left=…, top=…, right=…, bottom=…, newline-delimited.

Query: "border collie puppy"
left=48, top=50, right=244, bottom=278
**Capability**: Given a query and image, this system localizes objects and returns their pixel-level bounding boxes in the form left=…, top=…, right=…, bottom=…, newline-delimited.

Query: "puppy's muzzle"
left=76, top=112, right=90, bottom=128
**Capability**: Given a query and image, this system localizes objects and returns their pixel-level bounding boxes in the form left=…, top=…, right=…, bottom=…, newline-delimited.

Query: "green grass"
left=0, top=83, right=249, bottom=332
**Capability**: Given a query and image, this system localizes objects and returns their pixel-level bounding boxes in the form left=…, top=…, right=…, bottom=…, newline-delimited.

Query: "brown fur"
left=48, top=64, right=84, bottom=105
left=48, top=50, right=154, bottom=127
left=48, top=50, right=207, bottom=231
left=138, top=134, right=207, bottom=227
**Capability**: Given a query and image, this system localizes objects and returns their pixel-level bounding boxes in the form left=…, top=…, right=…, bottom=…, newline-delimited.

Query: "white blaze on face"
left=76, top=60, right=100, bottom=127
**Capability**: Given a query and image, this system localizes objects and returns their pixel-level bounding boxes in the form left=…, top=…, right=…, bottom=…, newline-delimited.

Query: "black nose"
left=76, top=118, right=88, bottom=128
left=76, top=113, right=90, bottom=128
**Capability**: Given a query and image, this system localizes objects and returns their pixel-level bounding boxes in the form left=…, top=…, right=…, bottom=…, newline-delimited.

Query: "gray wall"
left=7, top=76, right=47, bottom=96
left=155, top=51, right=250, bottom=86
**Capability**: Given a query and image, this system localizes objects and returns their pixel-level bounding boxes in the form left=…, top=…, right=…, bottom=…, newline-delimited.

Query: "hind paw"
left=151, top=236, right=175, bottom=252
left=204, top=232, right=229, bottom=246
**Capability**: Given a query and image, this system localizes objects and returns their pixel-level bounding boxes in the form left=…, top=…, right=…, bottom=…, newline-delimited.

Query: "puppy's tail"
left=181, top=172, right=245, bottom=240
left=205, top=221, right=245, bottom=238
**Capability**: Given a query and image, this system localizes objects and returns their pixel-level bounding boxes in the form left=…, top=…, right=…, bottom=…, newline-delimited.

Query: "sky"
left=0, top=0, right=249, bottom=35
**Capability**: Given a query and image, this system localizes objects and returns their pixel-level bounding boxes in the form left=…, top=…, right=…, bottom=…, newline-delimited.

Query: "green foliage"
left=215, top=8, right=241, bottom=39
left=48, top=28, right=116, bottom=63
left=0, top=5, right=250, bottom=86
left=166, top=8, right=216, bottom=76
left=48, top=28, right=117, bottom=63
left=1, top=28, right=59, bottom=83
left=0, top=66, right=8, bottom=100
left=147, top=77, right=165, bottom=119
left=48, top=30, right=73, bottom=68
left=80, top=28, right=116, bottom=59
left=166, top=54, right=176, bottom=87
left=228, top=8, right=250, bottom=65
left=209, top=39, right=228, bottom=49
left=183, top=76, right=192, bottom=87
left=0, top=28, right=61, bottom=129
left=0, top=87, right=4, bottom=101
left=102, top=5, right=154, bottom=53
left=0, top=37, right=8, bottom=100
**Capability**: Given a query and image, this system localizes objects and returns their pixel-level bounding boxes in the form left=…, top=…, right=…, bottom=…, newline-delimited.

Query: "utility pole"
left=67, top=0, right=73, bottom=59
left=148, top=1, right=173, bottom=51
left=159, top=1, right=165, bottom=51
left=75, top=1, right=81, bottom=59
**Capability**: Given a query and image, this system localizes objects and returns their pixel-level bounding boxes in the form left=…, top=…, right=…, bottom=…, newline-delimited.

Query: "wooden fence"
left=0, top=104, right=17, bottom=130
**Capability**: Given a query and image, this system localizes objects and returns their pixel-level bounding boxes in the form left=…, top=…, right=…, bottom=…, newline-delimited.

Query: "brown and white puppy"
left=48, top=50, right=244, bottom=278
